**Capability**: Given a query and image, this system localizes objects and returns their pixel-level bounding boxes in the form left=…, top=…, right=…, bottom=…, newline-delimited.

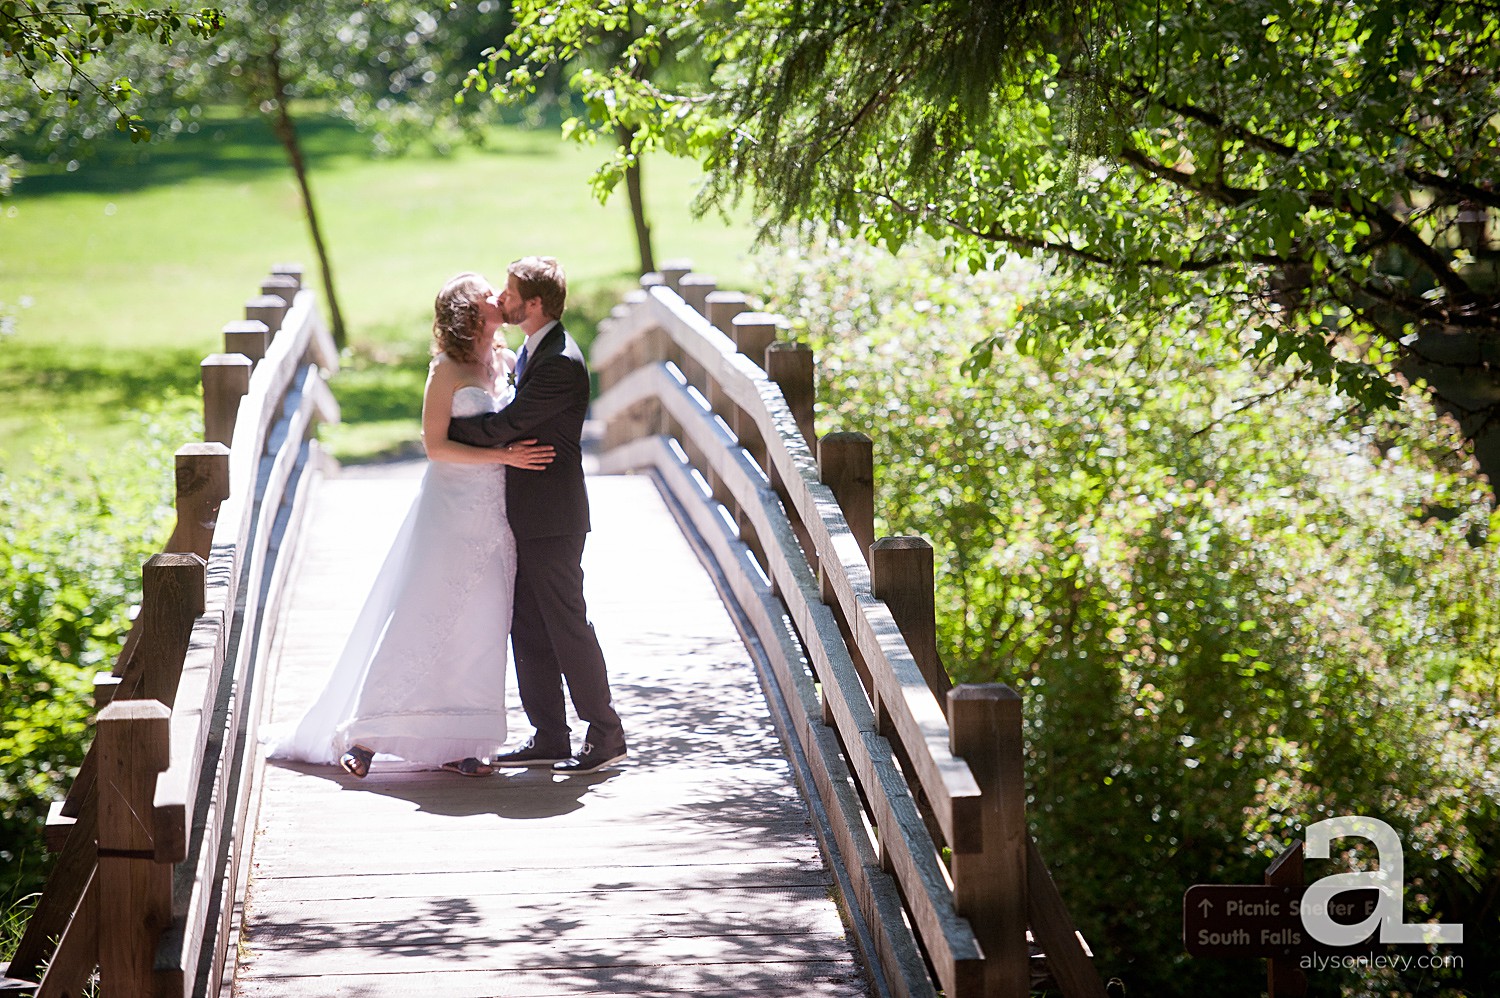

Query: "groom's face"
left=497, top=275, right=532, bottom=326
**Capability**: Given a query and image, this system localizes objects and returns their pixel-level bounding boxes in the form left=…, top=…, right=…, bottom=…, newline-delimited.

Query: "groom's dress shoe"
left=553, top=742, right=627, bottom=775
left=491, top=737, right=570, bottom=767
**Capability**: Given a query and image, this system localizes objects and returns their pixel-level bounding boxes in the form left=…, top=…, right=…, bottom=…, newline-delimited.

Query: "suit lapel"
left=518, top=324, right=564, bottom=388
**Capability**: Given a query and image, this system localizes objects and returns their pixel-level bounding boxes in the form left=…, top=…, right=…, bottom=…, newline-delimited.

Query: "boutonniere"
left=507, top=371, right=517, bottom=388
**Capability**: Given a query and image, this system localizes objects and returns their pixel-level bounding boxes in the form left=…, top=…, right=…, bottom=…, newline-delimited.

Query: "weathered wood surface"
left=233, top=467, right=869, bottom=997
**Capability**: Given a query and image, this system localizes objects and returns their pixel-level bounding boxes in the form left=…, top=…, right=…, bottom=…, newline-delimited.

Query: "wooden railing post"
left=764, top=340, right=817, bottom=567
left=260, top=273, right=299, bottom=309
left=658, top=258, right=692, bottom=292
left=601, top=292, right=659, bottom=453
left=167, top=443, right=231, bottom=560
left=655, top=268, right=708, bottom=400
left=872, top=537, right=953, bottom=865
left=731, top=312, right=778, bottom=374
left=817, top=432, right=876, bottom=717
left=270, top=262, right=304, bottom=293
left=818, top=432, right=875, bottom=564
left=93, top=668, right=121, bottom=710
left=706, top=290, right=749, bottom=337
left=201, top=353, right=253, bottom=446
left=679, top=273, right=717, bottom=314
left=703, top=290, right=750, bottom=430
left=95, top=699, right=172, bottom=998
left=245, top=294, right=289, bottom=337
left=948, top=684, right=1029, bottom=998
left=766, top=341, right=816, bottom=448
left=613, top=289, right=652, bottom=396
left=697, top=287, right=739, bottom=404
left=47, top=553, right=198, bottom=849
left=120, top=554, right=207, bottom=706
left=870, top=537, right=951, bottom=704
left=598, top=305, right=631, bottom=396
left=223, top=319, right=270, bottom=367
left=729, top=313, right=779, bottom=566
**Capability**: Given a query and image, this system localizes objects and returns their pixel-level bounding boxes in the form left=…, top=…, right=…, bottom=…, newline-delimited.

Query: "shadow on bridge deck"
left=233, top=464, right=870, bottom=997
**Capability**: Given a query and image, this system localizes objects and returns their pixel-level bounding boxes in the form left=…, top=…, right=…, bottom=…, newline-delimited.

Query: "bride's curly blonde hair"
left=431, top=272, right=490, bottom=364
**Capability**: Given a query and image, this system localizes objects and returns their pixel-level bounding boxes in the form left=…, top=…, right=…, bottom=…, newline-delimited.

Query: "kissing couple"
left=266, top=256, right=628, bottom=779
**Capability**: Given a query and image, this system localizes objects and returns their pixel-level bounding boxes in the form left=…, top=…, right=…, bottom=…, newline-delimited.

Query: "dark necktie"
left=514, top=345, right=528, bottom=380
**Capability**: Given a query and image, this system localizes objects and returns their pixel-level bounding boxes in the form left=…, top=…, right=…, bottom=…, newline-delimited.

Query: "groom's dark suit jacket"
left=445, top=320, right=622, bottom=751
left=446, top=322, right=591, bottom=539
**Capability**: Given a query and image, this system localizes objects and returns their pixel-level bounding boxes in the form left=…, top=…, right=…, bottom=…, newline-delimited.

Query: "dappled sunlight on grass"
left=0, top=342, right=206, bottom=470
left=2, top=110, right=757, bottom=468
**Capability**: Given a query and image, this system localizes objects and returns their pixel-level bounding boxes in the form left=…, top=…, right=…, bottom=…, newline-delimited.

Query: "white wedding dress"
left=265, top=383, right=516, bottom=767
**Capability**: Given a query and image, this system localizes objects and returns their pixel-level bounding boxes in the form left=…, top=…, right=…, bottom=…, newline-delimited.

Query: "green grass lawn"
left=0, top=108, right=759, bottom=465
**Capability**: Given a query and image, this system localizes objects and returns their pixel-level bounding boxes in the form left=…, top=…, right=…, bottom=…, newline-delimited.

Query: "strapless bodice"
left=452, top=384, right=500, bottom=418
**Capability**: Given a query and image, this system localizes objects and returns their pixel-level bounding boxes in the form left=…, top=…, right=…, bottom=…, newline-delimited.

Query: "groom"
left=448, top=256, right=627, bottom=774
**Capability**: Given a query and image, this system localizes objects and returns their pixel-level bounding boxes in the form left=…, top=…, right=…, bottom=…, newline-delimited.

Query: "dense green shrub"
left=755, top=235, right=1499, bottom=997
left=0, top=400, right=193, bottom=917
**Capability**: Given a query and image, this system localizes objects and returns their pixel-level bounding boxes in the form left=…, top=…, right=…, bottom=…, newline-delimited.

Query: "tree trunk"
left=617, top=124, right=655, bottom=276
left=265, top=40, right=348, bottom=349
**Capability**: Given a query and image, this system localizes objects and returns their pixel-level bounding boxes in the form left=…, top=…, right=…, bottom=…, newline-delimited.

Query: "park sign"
left=1186, top=815, right=1465, bottom=962
left=1183, top=885, right=1379, bottom=958
left=1186, top=818, right=1465, bottom=998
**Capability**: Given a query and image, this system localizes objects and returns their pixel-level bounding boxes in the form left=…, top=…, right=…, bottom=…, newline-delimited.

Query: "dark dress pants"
left=510, top=532, right=624, bottom=753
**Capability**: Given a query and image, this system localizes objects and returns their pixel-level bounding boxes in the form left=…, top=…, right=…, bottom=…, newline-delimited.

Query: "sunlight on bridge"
left=235, top=469, right=869, bottom=997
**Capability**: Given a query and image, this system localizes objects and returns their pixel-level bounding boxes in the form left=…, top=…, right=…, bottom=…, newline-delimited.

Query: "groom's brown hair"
left=509, top=256, right=567, bottom=320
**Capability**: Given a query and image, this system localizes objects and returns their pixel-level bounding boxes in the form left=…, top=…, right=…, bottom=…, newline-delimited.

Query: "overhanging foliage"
left=538, top=0, right=1500, bottom=482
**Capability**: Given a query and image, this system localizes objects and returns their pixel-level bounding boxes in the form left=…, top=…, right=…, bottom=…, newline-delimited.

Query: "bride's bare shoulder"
left=428, top=352, right=470, bottom=379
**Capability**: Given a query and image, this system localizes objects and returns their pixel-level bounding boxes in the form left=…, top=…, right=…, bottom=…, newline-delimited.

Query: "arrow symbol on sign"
left=1198, top=898, right=1212, bottom=916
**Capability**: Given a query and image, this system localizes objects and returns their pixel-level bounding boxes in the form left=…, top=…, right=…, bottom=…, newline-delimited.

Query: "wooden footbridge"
left=4, top=266, right=1107, bottom=998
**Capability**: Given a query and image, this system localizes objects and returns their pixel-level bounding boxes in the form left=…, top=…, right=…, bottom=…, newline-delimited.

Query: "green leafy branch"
left=0, top=1, right=222, bottom=143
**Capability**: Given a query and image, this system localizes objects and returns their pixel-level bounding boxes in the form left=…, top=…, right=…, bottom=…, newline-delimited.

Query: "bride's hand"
left=498, top=439, right=554, bottom=470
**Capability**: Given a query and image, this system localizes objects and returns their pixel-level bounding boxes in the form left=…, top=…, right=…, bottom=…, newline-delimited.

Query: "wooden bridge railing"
left=591, top=263, right=1108, bottom=998
left=3, top=266, right=339, bottom=998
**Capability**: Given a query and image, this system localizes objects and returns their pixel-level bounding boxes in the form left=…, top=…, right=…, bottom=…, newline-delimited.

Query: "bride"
left=265, top=272, right=553, bottom=778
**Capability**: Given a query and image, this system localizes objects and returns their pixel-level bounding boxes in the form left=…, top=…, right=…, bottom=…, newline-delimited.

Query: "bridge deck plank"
left=233, top=468, right=868, bottom=998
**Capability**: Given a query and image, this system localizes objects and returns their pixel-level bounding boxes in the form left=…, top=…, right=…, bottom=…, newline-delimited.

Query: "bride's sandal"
left=442, top=757, right=494, bottom=778
left=339, top=744, right=375, bottom=779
